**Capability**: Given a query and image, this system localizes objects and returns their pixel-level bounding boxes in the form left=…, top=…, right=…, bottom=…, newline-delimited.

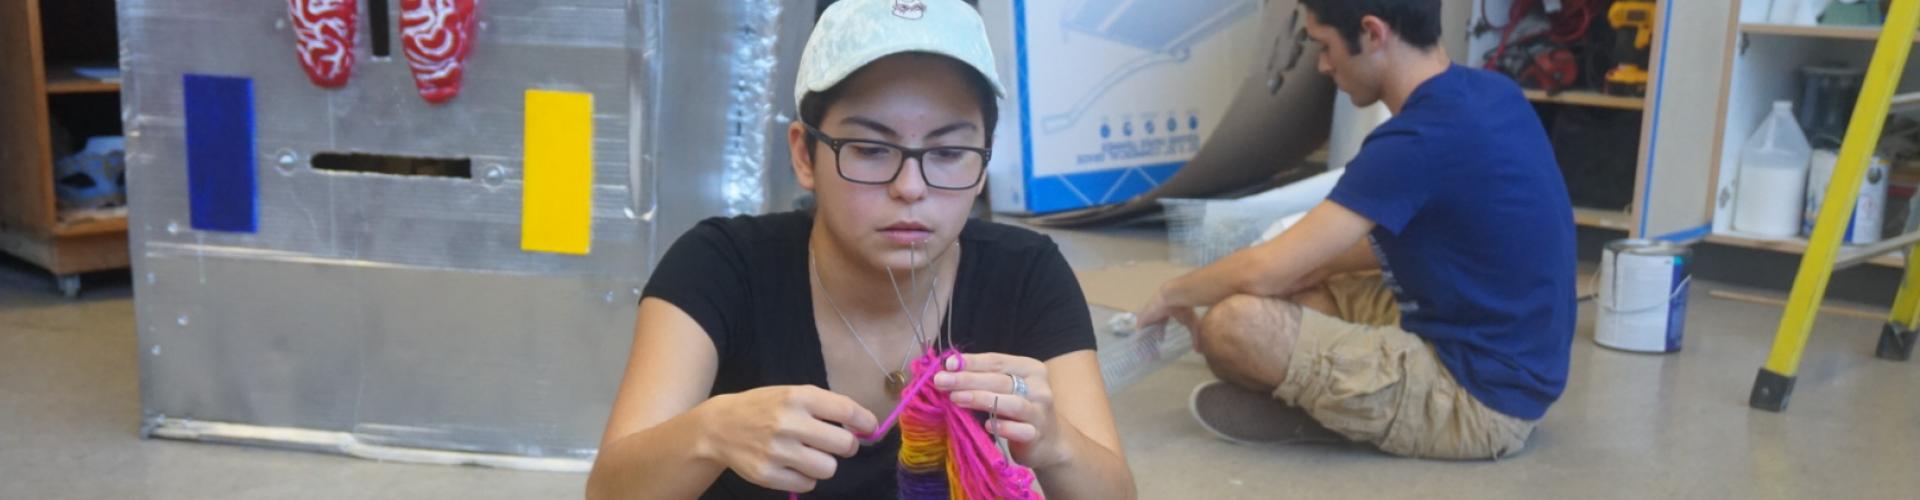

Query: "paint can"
left=1801, top=149, right=1889, bottom=244
left=1595, top=240, right=1692, bottom=353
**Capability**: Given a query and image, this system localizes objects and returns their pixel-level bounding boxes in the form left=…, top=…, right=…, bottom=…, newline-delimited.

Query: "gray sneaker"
left=1189, top=380, right=1346, bottom=445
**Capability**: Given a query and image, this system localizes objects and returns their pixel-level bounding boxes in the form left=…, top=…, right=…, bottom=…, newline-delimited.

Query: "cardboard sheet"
left=1024, top=0, right=1335, bottom=227
left=1075, top=261, right=1195, bottom=311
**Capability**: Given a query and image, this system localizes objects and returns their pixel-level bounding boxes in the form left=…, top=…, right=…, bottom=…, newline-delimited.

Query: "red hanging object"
left=289, top=0, right=358, bottom=88
left=400, top=0, right=479, bottom=104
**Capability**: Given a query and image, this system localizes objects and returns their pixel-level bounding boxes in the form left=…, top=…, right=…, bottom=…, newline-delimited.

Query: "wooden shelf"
left=1573, top=207, right=1634, bottom=231
left=52, top=213, right=127, bottom=237
left=1523, top=90, right=1646, bottom=110
left=1, top=0, right=131, bottom=282
left=45, top=66, right=119, bottom=95
left=1704, top=233, right=1906, bottom=268
left=1739, top=23, right=1920, bottom=42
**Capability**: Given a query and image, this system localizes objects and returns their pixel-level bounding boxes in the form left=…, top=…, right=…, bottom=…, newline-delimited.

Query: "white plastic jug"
left=1734, top=101, right=1813, bottom=237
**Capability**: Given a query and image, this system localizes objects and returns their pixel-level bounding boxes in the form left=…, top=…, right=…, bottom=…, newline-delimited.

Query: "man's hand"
left=1137, top=283, right=1199, bottom=331
left=1138, top=201, right=1376, bottom=332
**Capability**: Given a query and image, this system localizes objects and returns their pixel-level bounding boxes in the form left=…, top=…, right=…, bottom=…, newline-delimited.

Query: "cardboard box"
left=981, top=0, right=1262, bottom=214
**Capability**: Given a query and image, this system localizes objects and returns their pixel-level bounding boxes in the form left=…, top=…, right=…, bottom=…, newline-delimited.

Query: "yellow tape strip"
left=521, top=89, right=594, bottom=255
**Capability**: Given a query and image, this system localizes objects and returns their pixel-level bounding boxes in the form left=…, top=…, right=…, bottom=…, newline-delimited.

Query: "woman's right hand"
left=691, top=385, right=879, bottom=493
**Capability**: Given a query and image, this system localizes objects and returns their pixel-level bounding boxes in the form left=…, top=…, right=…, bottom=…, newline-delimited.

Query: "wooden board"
left=1706, top=289, right=1888, bottom=321
left=1574, top=207, right=1634, bottom=232
left=0, top=226, right=128, bottom=275
left=0, top=0, right=55, bottom=234
left=45, top=66, right=120, bottom=94
left=1633, top=0, right=1736, bottom=239
left=1740, top=23, right=1920, bottom=42
left=1707, top=0, right=1743, bottom=231
left=1627, top=0, right=1665, bottom=239
left=1704, top=234, right=1907, bottom=268
left=53, top=214, right=128, bottom=237
left=1524, top=90, right=1646, bottom=110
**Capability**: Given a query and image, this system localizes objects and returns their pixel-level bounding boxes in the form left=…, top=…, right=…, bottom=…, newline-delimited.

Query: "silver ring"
left=1009, top=373, right=1029, bottom=398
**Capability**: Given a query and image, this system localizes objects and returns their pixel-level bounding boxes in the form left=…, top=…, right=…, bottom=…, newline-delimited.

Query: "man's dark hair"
left=1301, top=0, right=1443, bottom=54
left=798, top=54, right=999, bottom=159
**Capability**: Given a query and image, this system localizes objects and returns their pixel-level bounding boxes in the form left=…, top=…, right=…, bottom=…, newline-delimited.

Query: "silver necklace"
left=811, top=244, right=950, bottom=397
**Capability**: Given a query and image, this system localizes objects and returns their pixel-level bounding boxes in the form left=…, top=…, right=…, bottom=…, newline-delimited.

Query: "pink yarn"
left=791, top=349, right=1042, bottom=499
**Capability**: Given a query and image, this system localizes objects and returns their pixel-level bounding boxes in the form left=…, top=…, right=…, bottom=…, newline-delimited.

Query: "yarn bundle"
left=885, top=349, right=1041, bottom=499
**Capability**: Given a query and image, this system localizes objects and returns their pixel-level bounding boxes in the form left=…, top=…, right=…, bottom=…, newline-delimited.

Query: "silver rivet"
left=166, top=222, right=181, bottom=234
left=482, top=164, right=507, bottom=189
left=176, top=314, right=189, bottom=326
left=275, top=149, right=300, bottom=173
left=146, top=273, right=156, bottom=284
left=151, top=345, right=161, bottom=356
left=604, top=291, right=617, bottom=303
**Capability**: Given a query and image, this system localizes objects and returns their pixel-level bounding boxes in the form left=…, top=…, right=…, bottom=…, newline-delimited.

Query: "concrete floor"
left=3, top=224, right=1917, bottom=499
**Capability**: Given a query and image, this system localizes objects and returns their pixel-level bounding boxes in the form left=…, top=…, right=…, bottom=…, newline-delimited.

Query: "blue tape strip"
left=1652, top=223, right=1710, bottom=242
left=183, top=74, right=258, bottom=233
left=1014, top=0, right=1036, bottom=211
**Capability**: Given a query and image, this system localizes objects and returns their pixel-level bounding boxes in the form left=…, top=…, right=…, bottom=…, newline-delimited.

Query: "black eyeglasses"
left=802, top=122, right=991, bottom=190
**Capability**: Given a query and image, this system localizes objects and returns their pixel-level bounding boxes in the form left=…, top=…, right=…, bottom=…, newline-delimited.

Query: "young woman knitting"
left=586, top=1, right=1134, bottom=498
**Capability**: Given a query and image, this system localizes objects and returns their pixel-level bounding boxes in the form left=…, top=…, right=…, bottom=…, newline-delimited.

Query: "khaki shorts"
left=1271, top=273, right=1537, bottom=459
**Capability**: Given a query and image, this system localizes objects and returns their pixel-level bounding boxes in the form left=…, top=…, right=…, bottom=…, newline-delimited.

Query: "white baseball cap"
left=794, top=0, right=1005, bottom=110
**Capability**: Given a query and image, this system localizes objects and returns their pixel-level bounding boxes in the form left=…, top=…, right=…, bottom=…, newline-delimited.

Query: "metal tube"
left=1834, top=229, right=1920, bottom=270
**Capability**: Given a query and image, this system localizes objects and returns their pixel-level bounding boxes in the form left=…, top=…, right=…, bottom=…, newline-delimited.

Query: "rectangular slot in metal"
left=369, top=0, right=392, bottom=57
left=311, top=152, right=472, bottom=178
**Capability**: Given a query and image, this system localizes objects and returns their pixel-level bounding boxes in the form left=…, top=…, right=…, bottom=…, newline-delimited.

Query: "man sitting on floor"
left=1137, top=0, right=1576, bottom=459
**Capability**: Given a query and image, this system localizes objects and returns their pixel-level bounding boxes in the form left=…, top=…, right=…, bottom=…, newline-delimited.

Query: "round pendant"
left=885, top=370, right=910, bottom=397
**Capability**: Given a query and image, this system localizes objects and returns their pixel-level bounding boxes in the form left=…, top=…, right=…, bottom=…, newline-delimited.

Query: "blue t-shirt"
left=1326, top=65, right=1576, bottom=420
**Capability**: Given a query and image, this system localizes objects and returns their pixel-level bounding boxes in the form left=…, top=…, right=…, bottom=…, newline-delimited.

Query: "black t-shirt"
left=641, top=211, right=1097, bottom=499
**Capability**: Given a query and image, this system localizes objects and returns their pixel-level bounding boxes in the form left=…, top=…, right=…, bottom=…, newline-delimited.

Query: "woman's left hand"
left=931, top=353, right=1071, bottom=469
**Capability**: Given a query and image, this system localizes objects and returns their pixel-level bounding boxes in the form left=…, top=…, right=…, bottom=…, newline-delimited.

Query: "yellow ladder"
left=1751, top=0, right=1920, bottom=412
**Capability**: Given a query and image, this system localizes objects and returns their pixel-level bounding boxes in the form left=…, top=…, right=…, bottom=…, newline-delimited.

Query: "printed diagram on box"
left=1099, top=113, right=1200, bottom=139
left=1039, top=0, right=1257, bottom=134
